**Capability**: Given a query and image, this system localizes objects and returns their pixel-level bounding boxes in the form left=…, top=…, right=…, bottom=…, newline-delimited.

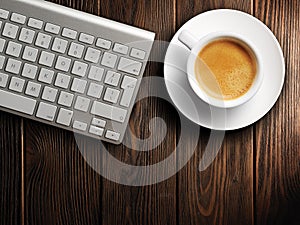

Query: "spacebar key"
left=91, top=101, right=127, bottom=123
left=0, top=90, right=36, bottom=115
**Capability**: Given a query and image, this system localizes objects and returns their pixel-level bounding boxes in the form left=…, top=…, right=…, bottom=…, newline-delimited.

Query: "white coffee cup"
left=178, top=30, right=263, bottom=108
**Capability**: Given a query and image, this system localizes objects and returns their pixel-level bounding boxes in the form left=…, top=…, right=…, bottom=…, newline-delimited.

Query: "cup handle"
left=178, top=30, right=198, bottom=50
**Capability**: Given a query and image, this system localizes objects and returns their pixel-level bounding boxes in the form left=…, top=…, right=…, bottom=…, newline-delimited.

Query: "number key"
left=52, top=38, right=68, bottom=54
left=19, top=28, right=35, bottom=44
left=35, top=33, right=52, bottom=49
left=2, top=23, right=19, bottom=39
left=68, top=42, right=84, bottom=59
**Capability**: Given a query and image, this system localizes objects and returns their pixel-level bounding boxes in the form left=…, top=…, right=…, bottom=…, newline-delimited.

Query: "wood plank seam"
left=21, top=118, right=25, bottom=225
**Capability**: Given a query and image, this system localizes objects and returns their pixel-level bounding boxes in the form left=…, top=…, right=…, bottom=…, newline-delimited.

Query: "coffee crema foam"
left=195, top=39, right=257, bottom=100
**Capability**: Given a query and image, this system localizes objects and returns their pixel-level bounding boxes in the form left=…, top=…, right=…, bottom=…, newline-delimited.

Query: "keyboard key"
left=117, top=57, right=142, bottom=76
left=19, top=28, right=35, bottom=44
left=87, top=83, right=103, bottom=98
left=62, top=28, right=77, bottom=39
left=58, top=91, right=74, bottom=107
left=39, top=51, right=55, bottom=67
left=2, top=23, right=19, bottom=39
left=55, top=73, right=71, bottom=89
left=79, top=33, right=95, bottom=44
left=0, top=89, right=36, bottom=115
left=89, top=126, right=104, bottom=136
left=38, top=68, right=54, bottom=84
left=74, top=96, right=90, bottom=112
left=71, top=78, right=87, bottom=94
left=0, top=21, right=2, bottom=29
left=6, top=41, right=22, bottom=57
left=113, top=43, right=129, bottom=55
left=42, top=86, right=58, bottom=102
left=104, top=71, right=121, bottom=86
left=92, top=118, right=106, bottom=127
left=68, top=42, right=84, bottom=59
left=11, top=13, right=26, bottom=24
left=91, top=101, right=127, bottom=123
left=52, top=38, right=68, bottom=54
left=120, top=76, right=137, bottom=107
left=84, top=47, right=101, bottom=63
left=0, top=38, right=5, bottom=52
left=105, top=130, right=120, bottom=141
left=73, top=121, right=87, bottom=131
left=101, top=52, right=117, bottom=68
left=22, top=46, right=38, bottom=62
left=36, top=102, right=57, bottom=121
left=103, top=87, right=120, bottom=104
left=45, top=23, right=60, bottom=34
left=121, top=75, right=138, bottom=89
left=0, top=9, right=9, bottom=19
left=130, top=48, right=146, bottom=60
left=96, top=38, right=111, bottom=50
left=88, top=66, right=104, bottom=82
left=0, top=56, right=5, bottom=69
left=72, top=61, right=88, bottom=77
left=56, top=108, right=73, bottom=126
left=0, top=73, right=9, bottom=87
left=5, top=58, right=22, bottom=74
left=55, top=56, right=71, bottom=72
left=9, top=77, right=25, bottom=93
left=28, top=18, right=43, bottom=29
left=22, top=63, right=38, bottom=79
left=35, top=33, right=51, bottom=49
left=25, top=82, right=41, bottom=97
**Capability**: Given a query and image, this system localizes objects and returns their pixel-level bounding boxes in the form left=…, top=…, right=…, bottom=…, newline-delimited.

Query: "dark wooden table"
left=1, top=0, right=299, bottom=224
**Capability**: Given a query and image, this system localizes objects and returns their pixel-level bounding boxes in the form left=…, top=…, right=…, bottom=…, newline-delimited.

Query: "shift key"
left=91, top=101, right=127, bottom=123
left=0, top=90, right=36, bottom=115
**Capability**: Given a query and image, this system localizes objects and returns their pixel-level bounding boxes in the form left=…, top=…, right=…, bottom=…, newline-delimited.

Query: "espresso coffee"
left=195, top=39, right=257, bottom=100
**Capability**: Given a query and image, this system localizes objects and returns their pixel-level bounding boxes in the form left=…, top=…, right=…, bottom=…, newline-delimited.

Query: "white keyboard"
left=0, top=0, right=155, bottom=144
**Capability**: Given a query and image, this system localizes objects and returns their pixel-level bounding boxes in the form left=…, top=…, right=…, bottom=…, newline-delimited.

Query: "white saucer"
left=164, top=9, right=285, bottom=130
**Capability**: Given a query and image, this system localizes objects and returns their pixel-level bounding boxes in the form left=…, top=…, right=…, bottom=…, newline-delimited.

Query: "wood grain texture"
left=254, top=0, right=300, bottom=225
left=24, top=120, right=103, bottom=225
left=99, top=0, right=178, bottom=225
left=0, top=112, right=21, bottom=225
left=176, top=1, right=254, bottom=225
